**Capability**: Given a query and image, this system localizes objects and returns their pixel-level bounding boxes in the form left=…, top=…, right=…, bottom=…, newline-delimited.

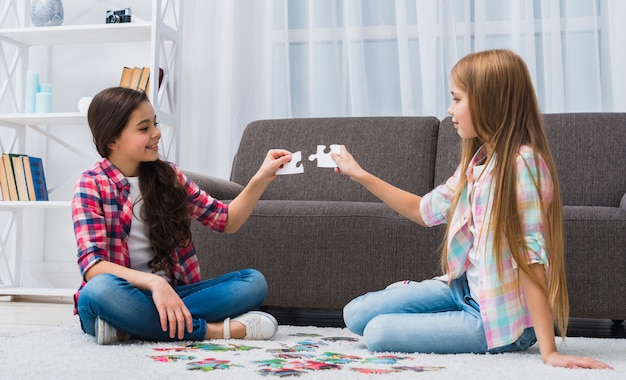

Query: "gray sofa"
left=187, top=113, right=626, bottom=327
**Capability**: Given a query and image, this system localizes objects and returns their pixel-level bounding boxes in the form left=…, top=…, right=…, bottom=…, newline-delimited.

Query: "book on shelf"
left=10, top=154, right=29, bottom=201
left=0, top=156, right=9, bottom=200
left=1, top=154, right=19, bottom=201
left=137, top=67, right=150, bottom=92
left=26, top=156, right=49, bottom=201
left=22, top=156, right=37, bottom=201
left=119, top=66, right=133, bottom=88
left=0, top=153, right=49, bottom=201
left=128, top=67, right=143, bottom=90
left=119, top=66, right=158, bottom=93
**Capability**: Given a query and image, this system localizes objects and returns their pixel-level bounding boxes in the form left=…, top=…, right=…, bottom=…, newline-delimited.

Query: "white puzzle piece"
left=308, top=144, right=340, bottom=168
left=276, top=151, right=304, bottom=175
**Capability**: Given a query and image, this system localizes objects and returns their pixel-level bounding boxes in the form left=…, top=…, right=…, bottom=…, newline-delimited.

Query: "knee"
left=362, top=315, right=392, bottom=352
left=342, top=297, right=368, bottom=335
left=246, top=269, right=267, bottom=293
left=78, top=273, right=126, bottom=310
left=241, top=269, right=268, bottom=304
left=80, top=273, right=117, bottom=297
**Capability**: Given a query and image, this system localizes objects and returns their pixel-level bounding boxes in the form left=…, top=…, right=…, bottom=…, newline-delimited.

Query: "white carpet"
left=0, top=318, right=623, bottom=380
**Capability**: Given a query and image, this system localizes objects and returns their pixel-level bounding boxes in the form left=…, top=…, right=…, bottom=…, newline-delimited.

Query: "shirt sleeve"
left=515, top=148, right=553, bottom=266
left=72, top=173, right=109, bottom=278
left=173, top=164, right=229, bottom=232
left=420, top=164, right=462, bottom=227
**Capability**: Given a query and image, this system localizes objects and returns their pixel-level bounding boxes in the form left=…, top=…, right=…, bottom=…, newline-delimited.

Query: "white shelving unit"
left=0, top=0, right=182, bottom=297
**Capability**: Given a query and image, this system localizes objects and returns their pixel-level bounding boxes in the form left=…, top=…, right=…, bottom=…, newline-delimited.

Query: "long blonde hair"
left=442, top=49, right=569, bottom=338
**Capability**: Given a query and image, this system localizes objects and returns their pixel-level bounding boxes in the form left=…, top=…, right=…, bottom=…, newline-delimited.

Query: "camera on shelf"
left=106, top=8, right=131, bottom=24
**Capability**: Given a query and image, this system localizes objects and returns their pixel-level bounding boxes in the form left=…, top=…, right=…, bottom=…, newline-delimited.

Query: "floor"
left=1, top=295, right=624, bottom=339
left=0, top=295, right=77, bottom=334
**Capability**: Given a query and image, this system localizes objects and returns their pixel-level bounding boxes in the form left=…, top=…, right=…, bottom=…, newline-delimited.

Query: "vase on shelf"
left=30, top=0, right=64, bottom=27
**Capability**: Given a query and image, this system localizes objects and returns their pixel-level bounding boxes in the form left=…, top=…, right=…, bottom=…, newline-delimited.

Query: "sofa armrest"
left=621, top=193, right=626, bottom=209
left=183, top=170, right=244, bottom=200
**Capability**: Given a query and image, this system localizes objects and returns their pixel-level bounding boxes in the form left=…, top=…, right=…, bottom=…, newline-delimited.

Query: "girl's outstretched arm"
left=332, top=145, right=426, bottom=226
left=520, top=264, right=613, bottom=369
left=224, top=149, right=293, bottom=233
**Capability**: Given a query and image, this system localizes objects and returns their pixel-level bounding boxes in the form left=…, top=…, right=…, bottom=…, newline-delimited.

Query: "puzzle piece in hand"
left=308, top=145, right=340, bottom=168
left=276, top=151, right=304, bottom=175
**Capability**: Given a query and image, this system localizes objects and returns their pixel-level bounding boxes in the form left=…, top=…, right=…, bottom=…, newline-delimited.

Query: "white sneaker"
left=224, top=311, right=278, bottom=340
left=95, top=317, right=119, bottom=345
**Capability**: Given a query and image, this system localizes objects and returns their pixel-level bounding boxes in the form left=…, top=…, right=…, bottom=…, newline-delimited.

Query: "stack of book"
left=0, top=154, right=49, bottom=201
left=119, top=66, right=151, bottom=92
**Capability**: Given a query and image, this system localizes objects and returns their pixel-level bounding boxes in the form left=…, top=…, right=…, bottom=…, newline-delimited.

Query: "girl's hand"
left=255, top=149, right=293, bottom=180
left=331, top=145, right=366, bottom=180
left=544, top=351, right=613, bottom=370
left=149, top=276, right=193, bottom=340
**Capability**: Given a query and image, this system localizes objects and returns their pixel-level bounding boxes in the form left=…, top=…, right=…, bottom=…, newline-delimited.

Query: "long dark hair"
left=88, top=87, right=191, bottom=276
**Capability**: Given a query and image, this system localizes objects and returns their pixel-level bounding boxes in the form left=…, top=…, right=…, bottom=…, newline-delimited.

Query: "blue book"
left=26, top=156, right=48, bottom=201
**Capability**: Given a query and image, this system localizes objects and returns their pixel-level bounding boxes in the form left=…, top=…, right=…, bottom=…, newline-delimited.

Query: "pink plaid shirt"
left=72, top=159, right=228, bottom=312
left=420, top=145, right=552, bottom=349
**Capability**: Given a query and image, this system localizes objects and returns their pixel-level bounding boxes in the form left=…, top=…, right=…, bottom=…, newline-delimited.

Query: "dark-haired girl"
left=72, top=87, right=292, bottom=344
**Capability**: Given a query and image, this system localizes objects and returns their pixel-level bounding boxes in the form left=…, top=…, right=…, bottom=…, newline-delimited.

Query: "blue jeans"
left=343, top=275, right=536, bottom=354
left=77, top=269, right=267, bottom=342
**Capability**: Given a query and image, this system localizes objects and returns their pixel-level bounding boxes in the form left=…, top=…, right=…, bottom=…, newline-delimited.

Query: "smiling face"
left=448, top=81, right=477, bottom=140
left=107, top=100, right=161, bottom=177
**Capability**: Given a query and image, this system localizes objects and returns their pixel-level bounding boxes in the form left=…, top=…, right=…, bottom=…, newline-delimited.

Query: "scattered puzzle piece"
left=258, top=368, right=305, bottom=377
left=289, top=360, right=342, bottom=371
left=351, top=367, right=397, bottom=374
left=276, top=151, right=304, bottom=175
left=392, top=365, right=445, bottom=372
left=289, top=333, right=322, bottom=337
left=321, top=336, right=359, bottom=342
left=149, top=355, right=196, bottom=363
left=153, top=347, right=192, bottom=352
left=361, top=354, right=413, bottom=365
left=186, top=358, right=244, bottom=371
left=308, top=144, right=340, bottom=168
left=273, top=353, right=316, bottom=360
left=254, top=358, right=288, bottom=369
left=317, top=352, right=361, bottom=364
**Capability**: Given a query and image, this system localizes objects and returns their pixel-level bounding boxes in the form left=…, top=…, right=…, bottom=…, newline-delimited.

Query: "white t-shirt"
left=465, top=164, right=485, bottom=303
left=127, top=177, right=167, bottom=279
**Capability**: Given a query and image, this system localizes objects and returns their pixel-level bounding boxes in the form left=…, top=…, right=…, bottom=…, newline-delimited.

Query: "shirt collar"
left=465, top=145, right=495, bottom=180
left=101, top=158, right=129, bottom=190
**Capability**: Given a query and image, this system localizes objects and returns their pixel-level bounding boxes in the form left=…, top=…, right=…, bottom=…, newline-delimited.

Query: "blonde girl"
left=335, top=50, right=612, bottom=369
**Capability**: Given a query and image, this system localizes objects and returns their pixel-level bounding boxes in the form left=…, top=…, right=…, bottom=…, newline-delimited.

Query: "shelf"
left=0, top=287, right=74, bottom=298
left=0, top=113, right=86, bottom=126
left=0, top=0, right=181, bottom=299
left=0, top=201, right=70, bottom=210
left=0, top=22, right=152, bottom=46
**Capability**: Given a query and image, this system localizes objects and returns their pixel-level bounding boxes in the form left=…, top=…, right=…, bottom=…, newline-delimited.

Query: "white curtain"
left=179, top=0, right=626, bottom=178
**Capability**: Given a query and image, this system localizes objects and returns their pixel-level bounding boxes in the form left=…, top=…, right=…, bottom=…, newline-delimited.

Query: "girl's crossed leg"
left=344, top=276, right=488, bottom=354
left=77, top=269, right=267, bottom=341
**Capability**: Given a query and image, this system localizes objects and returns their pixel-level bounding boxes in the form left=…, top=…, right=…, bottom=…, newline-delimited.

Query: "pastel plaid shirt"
left=72, top=159, right=228, bottom=311
left=420, top=145, right=552, bottom=349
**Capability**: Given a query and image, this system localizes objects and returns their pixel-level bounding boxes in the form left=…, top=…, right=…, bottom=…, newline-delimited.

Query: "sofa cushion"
left=543, top=113, right=626, bottom=207
left=434, top=116, right=461, bottom=187
left=231, top=117, right=440, bottom=202
left=436, top=113, right=626, bottom=208
left=193, top=200, right=444, bottom=310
